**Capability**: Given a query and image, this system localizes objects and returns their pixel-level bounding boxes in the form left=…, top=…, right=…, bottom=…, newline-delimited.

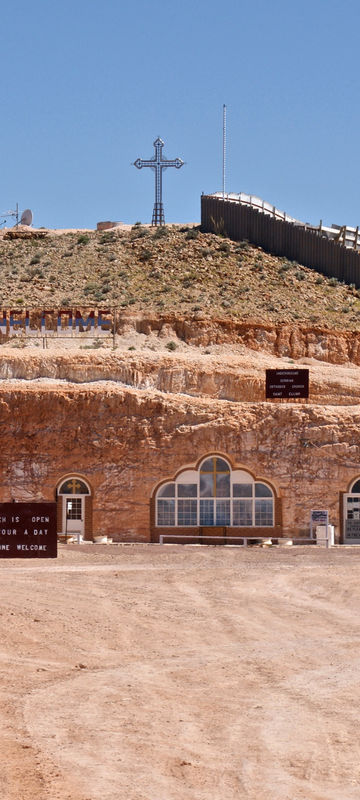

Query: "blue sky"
left=1, top=0, right=360, bottom=229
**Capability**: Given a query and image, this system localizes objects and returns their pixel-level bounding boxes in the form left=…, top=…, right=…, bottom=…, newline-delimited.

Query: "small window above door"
left=59, top=478, right=90, bottom=495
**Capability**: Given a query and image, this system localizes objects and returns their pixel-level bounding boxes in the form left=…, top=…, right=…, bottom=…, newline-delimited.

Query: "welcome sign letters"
left=0, top=309, right=114, bottom=338
left=0, top=503, right=57, bottom=558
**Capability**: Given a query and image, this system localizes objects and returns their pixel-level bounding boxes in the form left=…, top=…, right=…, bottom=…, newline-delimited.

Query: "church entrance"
left=64, top=495, right=84, bottom=537
left=57, top=477, right=91, bottom=540
left=343, top=478, right=360, bottom=544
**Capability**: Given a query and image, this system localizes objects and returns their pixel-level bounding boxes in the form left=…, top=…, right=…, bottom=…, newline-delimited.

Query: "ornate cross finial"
left=133, top=137, right=184, bottom=226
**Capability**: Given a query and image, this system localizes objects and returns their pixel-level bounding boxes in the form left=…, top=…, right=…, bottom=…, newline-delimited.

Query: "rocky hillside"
left=1, top=224, right=360, bottom=329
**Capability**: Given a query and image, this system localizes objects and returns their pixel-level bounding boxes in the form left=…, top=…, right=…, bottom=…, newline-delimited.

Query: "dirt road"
left=1, top=544, right=360, bottom=800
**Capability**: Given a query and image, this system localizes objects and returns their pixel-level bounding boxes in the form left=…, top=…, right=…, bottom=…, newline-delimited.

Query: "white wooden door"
left=63, top=495, right=84, bottom=537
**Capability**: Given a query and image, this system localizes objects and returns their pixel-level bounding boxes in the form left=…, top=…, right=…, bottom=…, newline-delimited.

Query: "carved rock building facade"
left=1, top=371, right=360, bottom=545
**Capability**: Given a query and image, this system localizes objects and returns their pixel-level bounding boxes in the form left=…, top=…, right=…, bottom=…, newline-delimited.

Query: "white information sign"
left=310, top=509, right=329, bottom=541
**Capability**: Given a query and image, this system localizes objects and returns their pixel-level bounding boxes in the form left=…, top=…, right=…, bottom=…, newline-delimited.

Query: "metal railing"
left=210, top=192, right=360, bottom=251
left=202, top=195, right=360, bottom=287
left=211, top=192, right=301, bottom=224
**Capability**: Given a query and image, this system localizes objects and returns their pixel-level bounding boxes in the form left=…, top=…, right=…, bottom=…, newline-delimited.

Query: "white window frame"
left=58, top=476, right=91, bottom=496
left=156, top=461, right=274, bottom=528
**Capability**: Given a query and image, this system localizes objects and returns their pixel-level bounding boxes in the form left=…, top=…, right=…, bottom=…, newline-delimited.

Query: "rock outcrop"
left=0, top=338, right=358, bottom=540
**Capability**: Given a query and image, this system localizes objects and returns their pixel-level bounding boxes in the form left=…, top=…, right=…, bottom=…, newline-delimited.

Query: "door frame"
left=63, top=494, right=85, bottom=537
left=56, top=475, right=92, bottom=541
left=343, top=492, right=360, bottom=544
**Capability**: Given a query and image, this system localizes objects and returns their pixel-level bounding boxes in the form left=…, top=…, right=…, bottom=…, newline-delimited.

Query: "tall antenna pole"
left=222, top=103, right=226, bottom=199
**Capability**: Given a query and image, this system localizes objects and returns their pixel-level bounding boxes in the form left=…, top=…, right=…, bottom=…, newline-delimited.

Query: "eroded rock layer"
left=0, top=377, right=358, bottom=540
left=0, top=313, right=358, bottom=541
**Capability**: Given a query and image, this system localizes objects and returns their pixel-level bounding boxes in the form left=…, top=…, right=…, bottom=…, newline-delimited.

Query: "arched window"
left=157, top=483, right=175, bottom=526
left=155, top=458, right=274, bottom=528
left=199, top=457, right=231, bottom=526
left=58, top=478, right=90, bottom=495
left=351, top=479, right=360, bottom=494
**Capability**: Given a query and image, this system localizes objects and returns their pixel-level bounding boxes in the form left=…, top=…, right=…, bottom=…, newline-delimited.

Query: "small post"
left=113, top=308, right=117, bottom=349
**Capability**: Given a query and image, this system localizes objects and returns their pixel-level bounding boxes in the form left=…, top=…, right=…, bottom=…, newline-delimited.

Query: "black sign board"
left=266, top=369, right=309, bottom=399
left=0, top=503, right=57, bottom=558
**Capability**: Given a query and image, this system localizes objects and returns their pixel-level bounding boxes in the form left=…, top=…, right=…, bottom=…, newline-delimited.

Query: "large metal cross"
left=133, top=137, right=184, bottom=226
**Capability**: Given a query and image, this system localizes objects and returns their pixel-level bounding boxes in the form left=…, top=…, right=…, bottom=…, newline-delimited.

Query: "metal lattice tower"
left=133, top=137, right=184, bottom=226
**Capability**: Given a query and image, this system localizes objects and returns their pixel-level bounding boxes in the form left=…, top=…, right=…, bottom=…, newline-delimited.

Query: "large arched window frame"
left=350, top=478, right=360, bottom=494
left=156, top=456, right=274, bottom=528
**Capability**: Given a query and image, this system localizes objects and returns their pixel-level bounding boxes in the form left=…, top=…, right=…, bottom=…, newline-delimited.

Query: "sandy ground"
left=0, top=545, right=360, bottom=800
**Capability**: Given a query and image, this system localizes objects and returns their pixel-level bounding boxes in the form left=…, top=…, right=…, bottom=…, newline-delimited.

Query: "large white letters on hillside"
left=0, top=309, right=113, bottom=337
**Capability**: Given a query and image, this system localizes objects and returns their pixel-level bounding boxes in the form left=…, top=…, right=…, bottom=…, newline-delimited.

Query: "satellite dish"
left=20, top=209, right=33, bottom=226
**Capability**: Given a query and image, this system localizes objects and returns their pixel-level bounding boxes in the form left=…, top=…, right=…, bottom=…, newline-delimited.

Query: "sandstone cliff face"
left=0, top=341, right=359, bottom=405
left=0, top=316, right=359, bottom=541
left=131, top=314, right=360, bottom=365
left=0, top=379, right=358, bottom=540
left=2, top=314, right=360, bottom=365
